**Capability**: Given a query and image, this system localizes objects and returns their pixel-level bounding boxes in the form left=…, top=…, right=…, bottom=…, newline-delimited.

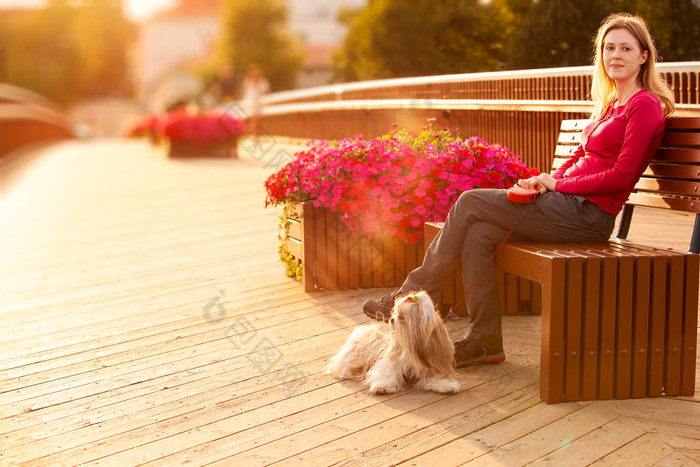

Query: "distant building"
left=137, top=0, right=219, bottom=111
left=136, top=0, right=366, bottom=110
left=288, top=0, right=365, bottom=87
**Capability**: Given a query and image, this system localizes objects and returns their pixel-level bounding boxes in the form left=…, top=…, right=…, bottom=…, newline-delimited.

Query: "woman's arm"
left=555, top=96, right=663, bottom=195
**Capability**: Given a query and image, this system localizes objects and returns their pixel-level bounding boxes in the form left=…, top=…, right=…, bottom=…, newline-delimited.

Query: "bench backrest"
left=552, top=116, right=700, bottom=253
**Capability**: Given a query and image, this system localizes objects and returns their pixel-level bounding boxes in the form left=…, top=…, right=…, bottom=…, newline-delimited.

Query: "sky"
left=0, top=0, right=176, bottom=22
left=122, top=0, right=175, bottom=21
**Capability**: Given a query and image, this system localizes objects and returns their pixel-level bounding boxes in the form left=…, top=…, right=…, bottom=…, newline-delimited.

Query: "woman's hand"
left=517, top=173, right=557, bottom=194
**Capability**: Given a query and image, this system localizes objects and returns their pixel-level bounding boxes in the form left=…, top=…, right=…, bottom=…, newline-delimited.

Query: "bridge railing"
left=0, top=84, right=74, bottom=158
left=258, top=62, right=700, bottom=172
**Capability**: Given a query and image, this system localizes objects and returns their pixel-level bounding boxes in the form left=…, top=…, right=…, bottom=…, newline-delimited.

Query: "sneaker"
left=362, top=291, right=403, bottom=322
left=453, top=339, right=505, bottom=367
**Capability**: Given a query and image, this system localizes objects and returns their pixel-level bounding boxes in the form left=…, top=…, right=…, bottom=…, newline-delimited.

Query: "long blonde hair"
left=590, top=13, right=675, bottom=119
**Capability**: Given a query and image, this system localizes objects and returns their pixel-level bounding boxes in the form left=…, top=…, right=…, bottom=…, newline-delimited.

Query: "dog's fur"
left=325, top=291, right=460, bottom=394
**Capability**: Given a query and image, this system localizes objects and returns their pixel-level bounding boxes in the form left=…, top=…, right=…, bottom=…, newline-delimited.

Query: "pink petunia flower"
left=264, top=125, right=539, bottom=243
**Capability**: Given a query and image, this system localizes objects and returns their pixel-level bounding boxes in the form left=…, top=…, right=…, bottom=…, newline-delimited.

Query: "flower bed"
left=265, top=121, right=539, bottom=286
left=125, top=109, right=247, bottom=158
left=163, top=111, right=246, bottom=158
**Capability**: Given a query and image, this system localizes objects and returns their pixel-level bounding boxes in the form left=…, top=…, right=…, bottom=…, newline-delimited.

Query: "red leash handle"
left=507, top=186, right=540, bottom=203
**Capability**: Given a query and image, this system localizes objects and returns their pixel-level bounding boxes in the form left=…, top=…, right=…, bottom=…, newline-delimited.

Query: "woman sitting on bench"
left=362, top=12, right=675, bottom=367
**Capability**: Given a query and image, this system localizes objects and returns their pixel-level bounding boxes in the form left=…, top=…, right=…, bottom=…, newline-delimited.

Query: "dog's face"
left=388, top=292, right=454, bottom=372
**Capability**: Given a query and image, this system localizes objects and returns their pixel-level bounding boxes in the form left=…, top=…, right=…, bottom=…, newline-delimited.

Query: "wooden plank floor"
left=1, top=138, right=698, bottom=466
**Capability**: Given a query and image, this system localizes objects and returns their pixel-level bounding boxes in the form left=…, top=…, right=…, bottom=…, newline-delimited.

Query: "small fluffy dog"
left=325, top=291, right=460, bottom=395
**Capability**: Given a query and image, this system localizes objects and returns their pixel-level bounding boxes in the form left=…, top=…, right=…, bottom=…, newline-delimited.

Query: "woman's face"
left=603, top=28, right=648, bottom=85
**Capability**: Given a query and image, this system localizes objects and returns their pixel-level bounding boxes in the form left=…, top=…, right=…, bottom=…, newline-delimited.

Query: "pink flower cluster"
left=125, top=111, right=247, bottom=146
left=162, top=112, right=247, bottom=145
left=264, top=125, right=539, bottom=244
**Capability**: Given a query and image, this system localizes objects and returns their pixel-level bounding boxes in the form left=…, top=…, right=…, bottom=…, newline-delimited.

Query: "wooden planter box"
left=285, top=202, right=425, bottom=292
left=168, top=138, right=239, bottom=158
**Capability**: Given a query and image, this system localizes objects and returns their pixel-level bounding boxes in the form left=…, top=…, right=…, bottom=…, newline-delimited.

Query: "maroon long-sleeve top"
left=553, top=90, right=666, bottom=215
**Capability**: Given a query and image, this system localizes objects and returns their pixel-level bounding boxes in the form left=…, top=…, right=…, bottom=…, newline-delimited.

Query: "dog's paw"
left=432, top=379, right=461, bottom=394
left=326, top=369, right=348, bottom=380
left=368, top=383, right=398, bottom=395
left=323, top=364, right=339, bottom=377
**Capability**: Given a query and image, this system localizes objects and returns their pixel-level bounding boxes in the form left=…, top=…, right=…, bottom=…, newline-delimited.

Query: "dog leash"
left=442, top=191, right=538, bottom=323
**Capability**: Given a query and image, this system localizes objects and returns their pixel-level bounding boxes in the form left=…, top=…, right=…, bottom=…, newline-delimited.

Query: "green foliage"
left=607, top=0, right=700, bottom=61
left=278, top=204, right=303, bottom=281
left=0, top=0, right=133, bottom=106
left=333, top=0, right=503, bottom=81
left=509, top=0, right=610, bottom=69
left=509, top=0, right=700, bottom=69
left=332, top=0, right=699, bottom=79
left=489, top=0, right=535, bottom=66
left=219, top=0, right=305, bottom=91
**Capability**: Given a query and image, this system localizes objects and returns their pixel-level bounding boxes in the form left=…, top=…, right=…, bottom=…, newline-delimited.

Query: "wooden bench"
left=425, top=116, right=700, bottom=403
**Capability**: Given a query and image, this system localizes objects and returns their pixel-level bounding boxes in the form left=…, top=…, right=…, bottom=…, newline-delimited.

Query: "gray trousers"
left=399, top=188, right=616, bottom=351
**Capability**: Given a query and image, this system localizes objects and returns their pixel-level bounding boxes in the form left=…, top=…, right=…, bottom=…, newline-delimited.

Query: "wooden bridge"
left=1, top=136, right=698, bottom=466
left=2, top=65, right=700, bottom=465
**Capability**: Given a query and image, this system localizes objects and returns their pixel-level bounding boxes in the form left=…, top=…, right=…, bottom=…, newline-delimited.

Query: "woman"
left=362, top=13, right=675, bottom=367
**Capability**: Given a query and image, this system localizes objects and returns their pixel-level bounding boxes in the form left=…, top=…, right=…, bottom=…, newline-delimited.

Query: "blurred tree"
left=490, top=0, right=536, bottom=68
left=75, top=0, right=135, bottom=97
left=497, top=0, right=699, bottom=69
left=333, top=0, right=502, bottom=81
left=509, top=0, right=609, bottom=70
left=0, top=0, right=133, bottom=106
left=332, top=0, right=699, bottom=79
left=218, top=0, right=305, bottom=91
left=606, top=0, right=700, bottom=61
left=0, top=5, right=87, bottom=105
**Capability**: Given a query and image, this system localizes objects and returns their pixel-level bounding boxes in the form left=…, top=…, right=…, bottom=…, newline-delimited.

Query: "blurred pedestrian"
left=217, top=62, right=239, bottom=102
left=241, top=64, right=270, bottom=146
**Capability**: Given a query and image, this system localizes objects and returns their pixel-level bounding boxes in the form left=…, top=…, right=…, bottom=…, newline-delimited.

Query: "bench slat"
left=615, top=254, right=635, bottom=399
left=540, top=257, right=567, bottom=403
left=682, top=254, right=699, bottom=395
left=654, top=147, right=700, bottom=164
left=581, top=256, right=602, bottom=400
left=634, top=177, right=700, bottom=197
left=557, top=132, right=582, bottom=144
left=564, top=256, right=584, bottom=401
left=642, top=162, right=700, bottom=179
left=661, top=132, right=700, bottom=146
left=648, top=255, right=669, bottom=397
left=665, top=255, right=686, bottom=396
left=599, top=255, right=619, bottom=399
left=554, top=146, right=577, bottom=158
left=560, top=119, right=590, bottom=130
left=631, top=255, right=651, bottom=398
left=665, top=116, right=700, bottom=129
left=627, top=192, right=700, bottom=212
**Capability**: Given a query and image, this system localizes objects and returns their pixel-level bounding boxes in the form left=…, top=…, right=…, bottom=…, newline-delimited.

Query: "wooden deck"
left=1, top=138, right=698, bottom=466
